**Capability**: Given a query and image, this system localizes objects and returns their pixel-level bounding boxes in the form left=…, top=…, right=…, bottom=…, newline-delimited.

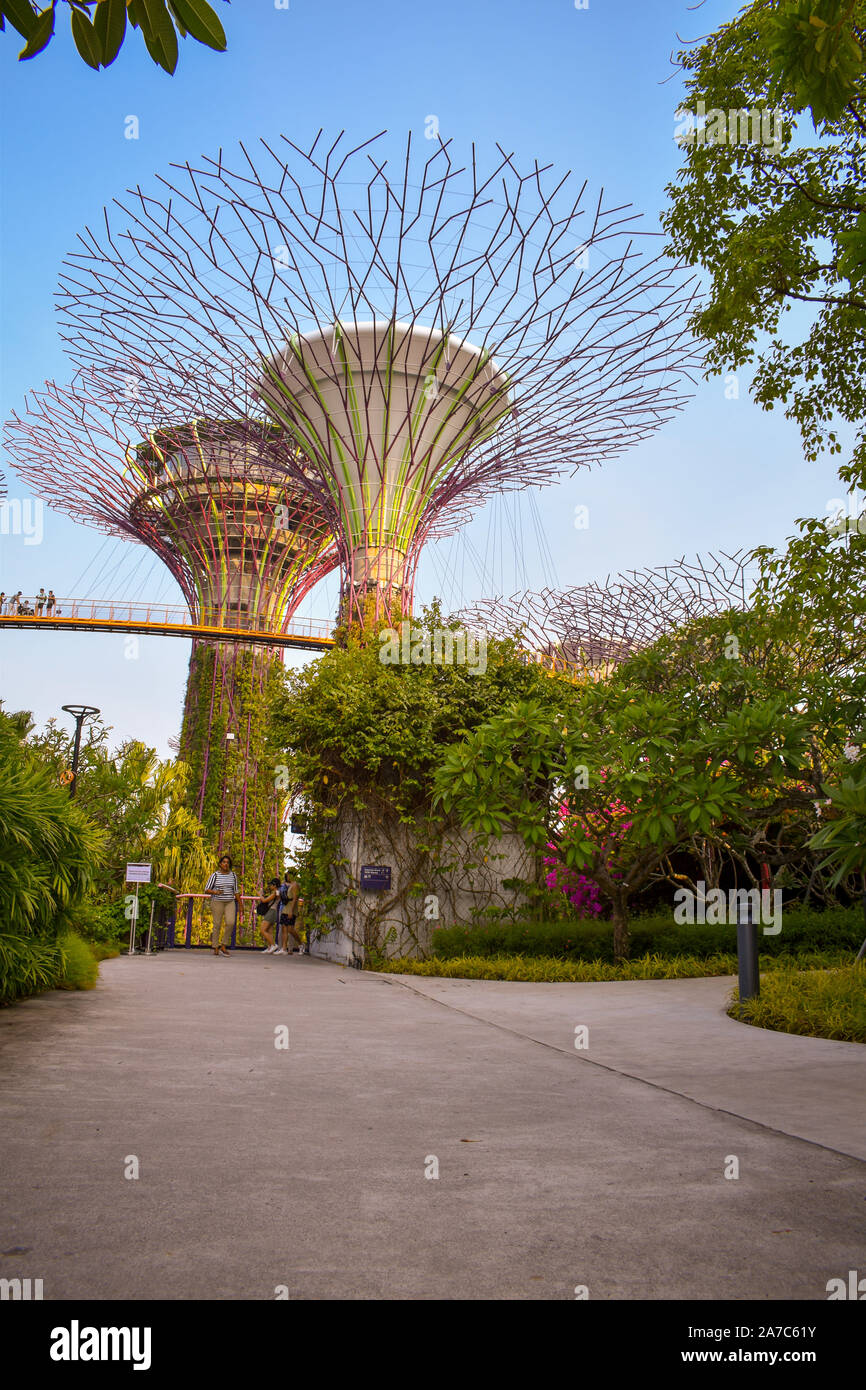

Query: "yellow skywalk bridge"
left=0, top=600, right=335, bottom=651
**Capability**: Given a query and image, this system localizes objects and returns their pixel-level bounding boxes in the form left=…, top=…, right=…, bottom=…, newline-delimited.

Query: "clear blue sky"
left=0, top=0, right=847, bottom=754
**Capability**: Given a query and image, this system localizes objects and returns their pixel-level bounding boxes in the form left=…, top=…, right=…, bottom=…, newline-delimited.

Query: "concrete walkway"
left=385, top=973, right=866, bottom=1160
left=0, top=951, right=863, bottom=1301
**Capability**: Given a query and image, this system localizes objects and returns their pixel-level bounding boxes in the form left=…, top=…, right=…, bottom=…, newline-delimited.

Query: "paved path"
left=0, top=952, right=863, bottom=1300
left=390, top=974, right=866, bottom=1160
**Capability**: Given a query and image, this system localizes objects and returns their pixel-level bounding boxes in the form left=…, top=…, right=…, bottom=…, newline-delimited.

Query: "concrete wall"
left=309, top=807, right=533, bottom=963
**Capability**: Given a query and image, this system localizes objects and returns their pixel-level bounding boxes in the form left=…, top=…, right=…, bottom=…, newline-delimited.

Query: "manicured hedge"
left=431, top=906, right=865, bottom=963
left=375, top=950, right=853, bottom=982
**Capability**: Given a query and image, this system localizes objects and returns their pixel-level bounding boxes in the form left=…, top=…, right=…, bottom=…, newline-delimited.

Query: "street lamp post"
left=61, top=704, right=100, bottom=797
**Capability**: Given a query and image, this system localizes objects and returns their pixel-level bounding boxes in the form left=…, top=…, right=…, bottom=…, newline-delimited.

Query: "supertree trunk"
left=180, top=639, right=286, bottom=893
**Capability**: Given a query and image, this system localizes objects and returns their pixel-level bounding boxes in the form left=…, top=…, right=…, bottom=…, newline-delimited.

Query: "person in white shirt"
left=204, top=855, right=240, bottom=957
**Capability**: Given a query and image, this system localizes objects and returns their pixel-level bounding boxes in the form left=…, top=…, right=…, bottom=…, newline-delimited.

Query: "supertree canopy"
left=4, top=375, right=338, bottom=889
left=460, top=552, right=754, bottom=677
left=55, top=129, right=702, bottom=626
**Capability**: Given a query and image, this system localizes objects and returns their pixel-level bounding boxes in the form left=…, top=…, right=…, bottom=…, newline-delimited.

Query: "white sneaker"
left=266, top=945, right=279, bottom=954
left=261, top=945, right=271, bottom=952
left=275, top=948, right=288, bottom=955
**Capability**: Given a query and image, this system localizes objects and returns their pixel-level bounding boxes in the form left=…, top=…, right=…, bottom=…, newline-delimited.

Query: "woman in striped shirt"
left=205, top=855, right=240, bottom=957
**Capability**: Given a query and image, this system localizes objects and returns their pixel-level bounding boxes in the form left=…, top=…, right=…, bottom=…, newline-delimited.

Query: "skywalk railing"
left=0, top=599, right=334, bottom=646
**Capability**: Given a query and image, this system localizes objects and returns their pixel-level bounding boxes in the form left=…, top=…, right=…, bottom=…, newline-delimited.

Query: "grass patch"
left=371, top=950, right=853, bottom=983
left=730, top=963, right=866, bottom=1043
left=57, top=932, right=99, bottom=990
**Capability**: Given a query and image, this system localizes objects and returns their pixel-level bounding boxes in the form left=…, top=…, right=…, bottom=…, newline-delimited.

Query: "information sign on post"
left=125, top=863, right=152, bottom=955
left=125, top=863, right=152, bottom=884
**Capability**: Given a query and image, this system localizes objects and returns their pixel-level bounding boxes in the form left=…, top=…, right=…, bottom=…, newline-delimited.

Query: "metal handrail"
left=0, top=598, right=334, bottom=644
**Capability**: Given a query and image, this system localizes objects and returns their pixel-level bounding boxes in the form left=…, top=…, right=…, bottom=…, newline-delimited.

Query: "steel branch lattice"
left=4, top=372, right=338, bottom=633
left=51, top=129, right=703, bottom=626
left=460, top=552, right=755, bottom=675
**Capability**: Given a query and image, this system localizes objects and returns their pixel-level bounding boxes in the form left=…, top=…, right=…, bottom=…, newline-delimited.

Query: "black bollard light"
left=737, top=893, right=760, bottom=1002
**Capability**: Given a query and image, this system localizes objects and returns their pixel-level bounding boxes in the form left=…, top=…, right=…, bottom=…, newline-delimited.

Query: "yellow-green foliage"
left=89, top=941, right=121, bottom=962
left=731, top=964, right=866, bottom=1043
left=372, top=951, right=853, bottom=983
left=374, top=952, right=737, bottom=981
left=57, top=932, right=99, bottom=991
left=0, top=933, right=63, bottom=1005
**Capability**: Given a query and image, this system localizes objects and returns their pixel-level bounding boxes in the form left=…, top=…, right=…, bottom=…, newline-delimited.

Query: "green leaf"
left=17, top=4, right=54, bottom=59
left=70, top=8, right=103, bottom=68
left=166, top=0, right=226, bottom=51
left=93, top=0, right=126, bottom=65
left=3, top=0, right=40, bottom=39
left=139, top=0, right=179, bottom=73
left=838, top=211, right=866, bottom=289
left=165, top=0, right=186, bottom=33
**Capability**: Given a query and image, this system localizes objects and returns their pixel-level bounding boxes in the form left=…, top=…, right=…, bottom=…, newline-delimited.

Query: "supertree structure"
left=6, top=129, right=705, bottom=909
left=460, top=552, right=754, bottom=676
left=4, top=373, right=338, bottom=888
left=55, top=129, right=703, bottom=628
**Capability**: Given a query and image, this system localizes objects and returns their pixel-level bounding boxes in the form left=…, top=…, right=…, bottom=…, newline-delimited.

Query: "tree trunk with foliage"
left=180, top=640, right=288, bottom=891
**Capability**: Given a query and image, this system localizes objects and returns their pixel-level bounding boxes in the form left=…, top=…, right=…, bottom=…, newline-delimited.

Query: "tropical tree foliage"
left=663, top=0, right=866, bottom=480
left=0, top=703, right=107, bottom=1003
left=0, top=703, right=105, bottom=940
left=809, top=763, right=866, bottom=884
left=1, top=0, right=228, bottom=74
left=434, top=594, right=861, bottom=960
left=27, top=714, right=210, bottom=896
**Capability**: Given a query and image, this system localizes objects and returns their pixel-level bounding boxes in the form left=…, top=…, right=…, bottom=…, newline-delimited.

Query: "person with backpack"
left=204, top=854, right=240, bottom=957
left=278, top=869, right=303, bottom=954
left=256, top=878, right=282, bottom=954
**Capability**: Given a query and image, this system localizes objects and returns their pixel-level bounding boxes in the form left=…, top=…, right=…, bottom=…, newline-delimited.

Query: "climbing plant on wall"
left=271, top=604, right=580, bottom=953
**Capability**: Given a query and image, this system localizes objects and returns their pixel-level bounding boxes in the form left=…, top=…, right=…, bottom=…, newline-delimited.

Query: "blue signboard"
left=360, top=865, right=391, bottom=891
